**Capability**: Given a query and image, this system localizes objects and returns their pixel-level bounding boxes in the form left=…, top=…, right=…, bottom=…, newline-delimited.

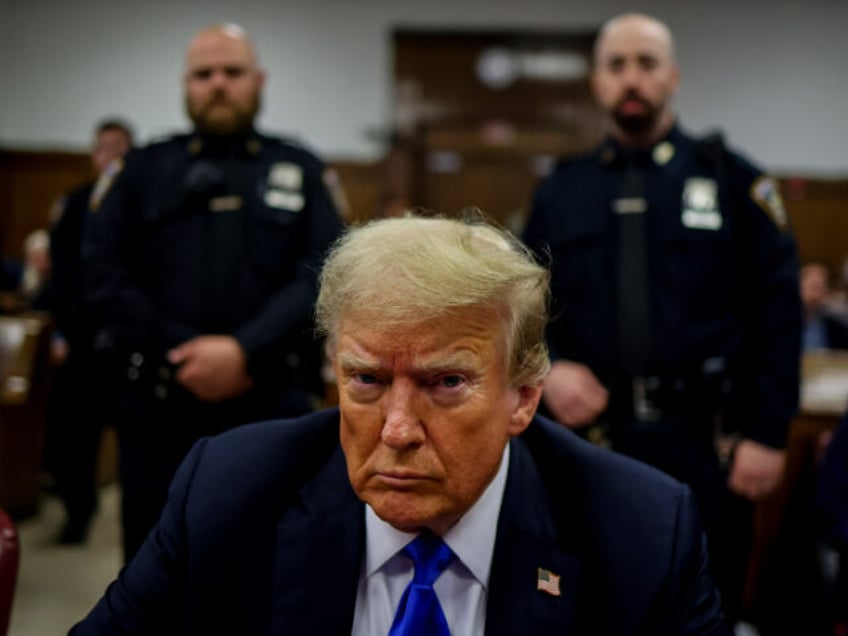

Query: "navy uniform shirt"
left=523, top=125, right=802, bottom=447
left=84, top=128, right=344, bottom=394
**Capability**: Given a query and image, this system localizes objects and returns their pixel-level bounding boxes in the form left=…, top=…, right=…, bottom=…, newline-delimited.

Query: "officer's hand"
left=543, top=360, right=608, bottom=428
left=728, top=439, right=786, bottom=502
left=168, top=335, right=253, bottom=402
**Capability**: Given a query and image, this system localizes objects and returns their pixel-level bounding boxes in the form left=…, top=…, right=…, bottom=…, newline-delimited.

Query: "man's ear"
left=508, top=382, right=544, bottom=436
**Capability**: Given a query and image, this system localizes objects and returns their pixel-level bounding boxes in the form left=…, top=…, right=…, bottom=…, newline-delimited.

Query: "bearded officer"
left=84, top=23, right=345, bottom=562
left=522, top=13, right=802, bottom=621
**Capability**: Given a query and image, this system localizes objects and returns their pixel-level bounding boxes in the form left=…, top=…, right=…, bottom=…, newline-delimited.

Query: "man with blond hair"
left=74, top=214, right=729, bottom=635
left=84, top=24, right=344, bottom=561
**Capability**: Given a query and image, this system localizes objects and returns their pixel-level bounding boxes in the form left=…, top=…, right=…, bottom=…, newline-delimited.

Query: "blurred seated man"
left=72, top=215, right=730, bottom=635
left=801, top=261, right=848, bottom=350
left=20, top=229, right=52, bottom=310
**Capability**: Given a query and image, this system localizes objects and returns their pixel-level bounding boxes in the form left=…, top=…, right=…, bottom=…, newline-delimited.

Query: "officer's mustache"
left=614, top=91, right=651, bottom=112
left=205, top=91, right=234, bottom=108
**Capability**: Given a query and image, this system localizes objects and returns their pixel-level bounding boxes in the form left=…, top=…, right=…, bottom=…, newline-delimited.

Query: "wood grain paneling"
left=0, top=150, right=93, bottom=259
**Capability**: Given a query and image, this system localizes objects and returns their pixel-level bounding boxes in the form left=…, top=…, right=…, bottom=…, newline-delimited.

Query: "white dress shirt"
left=351, top=445, right=510, bottom=636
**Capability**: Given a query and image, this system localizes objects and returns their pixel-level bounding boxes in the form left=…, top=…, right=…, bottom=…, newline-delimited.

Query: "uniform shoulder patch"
left=89, top=157, right=125, bottom=212
left=750, top=175, right=788, bottom=231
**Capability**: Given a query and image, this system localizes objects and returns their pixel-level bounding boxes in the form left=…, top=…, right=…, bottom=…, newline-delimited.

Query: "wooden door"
left=391, top=29, right=603, bottom=230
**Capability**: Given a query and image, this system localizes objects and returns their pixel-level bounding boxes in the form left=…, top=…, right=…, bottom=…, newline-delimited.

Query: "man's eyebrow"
left=414, top=352, right=479, bottom=375
left=337, top=352, right=378, bottom=371
left=336, top=351, right=478, bottom=373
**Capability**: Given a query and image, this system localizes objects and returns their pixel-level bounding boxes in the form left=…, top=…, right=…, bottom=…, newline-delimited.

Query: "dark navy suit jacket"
left=71, top=409, right=730, bottom=635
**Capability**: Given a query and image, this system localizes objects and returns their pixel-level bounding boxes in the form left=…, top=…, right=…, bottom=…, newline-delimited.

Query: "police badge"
left=681, top=177, right=722, bottom=230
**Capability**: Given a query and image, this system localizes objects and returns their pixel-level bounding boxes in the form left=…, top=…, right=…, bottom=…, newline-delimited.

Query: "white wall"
left=2, top=0, right=846, bottom=175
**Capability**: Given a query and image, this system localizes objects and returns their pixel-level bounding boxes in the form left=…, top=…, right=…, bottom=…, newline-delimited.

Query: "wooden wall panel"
left=781, top=178, right=848, bottom=274
left=328, top=160, right=382, bottom=224
left=0, top=150, right=93, bottom=259
left=1, top=148, right=844, bottom=273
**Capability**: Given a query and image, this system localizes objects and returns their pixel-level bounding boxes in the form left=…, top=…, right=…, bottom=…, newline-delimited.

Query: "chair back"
left=0, top=509, right=19, bottom=636
left=0, top=313, right=51, bottom=518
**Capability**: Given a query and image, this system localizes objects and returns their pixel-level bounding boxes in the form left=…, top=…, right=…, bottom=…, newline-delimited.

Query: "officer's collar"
left=187, top=127, right=263, bottom=157
left=599, top=123, right=682, bottom=168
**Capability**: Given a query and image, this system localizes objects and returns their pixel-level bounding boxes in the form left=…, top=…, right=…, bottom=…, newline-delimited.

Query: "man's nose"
left=381, top=380, right=425, bottom=448
left=621, top=63, right=643, bottom=88
left=209, top=69, right=229, bottom=90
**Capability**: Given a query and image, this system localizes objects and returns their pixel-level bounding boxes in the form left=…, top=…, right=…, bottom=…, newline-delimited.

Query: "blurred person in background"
left=800, top=260, right=848, bottom=350
left=44, top=118, right=134, bottom=544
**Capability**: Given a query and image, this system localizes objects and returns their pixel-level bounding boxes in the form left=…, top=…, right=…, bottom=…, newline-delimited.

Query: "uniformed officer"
left=522, top=13, right=802, bottom=622
left=84, top=24, right=345, bottom=561
left=46, top=118, right=134, bottom=544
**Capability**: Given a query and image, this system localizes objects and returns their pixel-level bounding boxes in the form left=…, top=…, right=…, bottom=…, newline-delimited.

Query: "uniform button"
left=158, top=366, right=171, bottom=380
left=154, top=384, right=168, bottom=400
left=130, top=352, right=144, bottom=367
left=127, top=367, right=140, bottom=382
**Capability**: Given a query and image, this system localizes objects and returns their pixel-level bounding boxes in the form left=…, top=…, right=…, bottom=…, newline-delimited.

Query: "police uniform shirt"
left=522, top=124, right=802, bottom=448
left=84, top=129, right=344, bottom=387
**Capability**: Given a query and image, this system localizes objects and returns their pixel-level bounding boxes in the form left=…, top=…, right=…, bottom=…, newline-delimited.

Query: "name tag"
left=209, top=195, right=243, bottom=212
left=682, top=209, right=722, bottom=230
left=265, top=189, right=304, bottom=212
left=613, top=197, right=647, bottom=214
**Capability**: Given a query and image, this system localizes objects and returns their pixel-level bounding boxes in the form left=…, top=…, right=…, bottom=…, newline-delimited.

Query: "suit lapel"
left=271, top=446, right=365, bottom=635
left=485, top=434, right=582, bottom=635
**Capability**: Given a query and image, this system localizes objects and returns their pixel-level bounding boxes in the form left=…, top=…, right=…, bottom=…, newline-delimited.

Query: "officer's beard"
left=187, top=91, right=262, bottom=136
left=612, top=93, right=659, bottom=137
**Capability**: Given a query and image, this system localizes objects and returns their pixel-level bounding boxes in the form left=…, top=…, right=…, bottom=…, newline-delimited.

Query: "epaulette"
left=696, top=132, right=727, bottom=166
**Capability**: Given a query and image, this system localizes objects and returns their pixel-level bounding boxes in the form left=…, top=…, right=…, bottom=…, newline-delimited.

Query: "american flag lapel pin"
left=536, top=567, right=561, bottom=596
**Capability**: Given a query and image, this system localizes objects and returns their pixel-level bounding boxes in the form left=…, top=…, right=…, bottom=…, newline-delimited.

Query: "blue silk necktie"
left=388, top=532, right=454, bottom=636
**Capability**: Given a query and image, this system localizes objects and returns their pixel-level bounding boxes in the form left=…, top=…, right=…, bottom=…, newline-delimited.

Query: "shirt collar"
left=363, top=443, right=510, bottom=588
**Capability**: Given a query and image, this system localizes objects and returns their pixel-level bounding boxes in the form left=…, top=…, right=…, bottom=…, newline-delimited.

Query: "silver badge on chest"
left=265, top=162, right=305, bottom=212
left=681, top=177, right=722, bottom=230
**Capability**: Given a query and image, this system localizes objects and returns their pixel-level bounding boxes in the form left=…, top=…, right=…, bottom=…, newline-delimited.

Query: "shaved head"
left=183, top=24, right=265, bottom=135
left=185, top=24, right=259, bottom=70
left=591, top=13, right=680, bottom=146
left=594, top=14, right=676, bottom=67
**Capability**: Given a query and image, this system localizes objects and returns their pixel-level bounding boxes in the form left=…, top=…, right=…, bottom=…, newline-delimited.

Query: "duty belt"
left=613, top=374, right=729, bottom=426
left=125, top=351, right=180, bottom=401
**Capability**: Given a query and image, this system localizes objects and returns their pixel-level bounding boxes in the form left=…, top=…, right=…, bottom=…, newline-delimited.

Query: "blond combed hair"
left=316, top=213, right=551, bottom=386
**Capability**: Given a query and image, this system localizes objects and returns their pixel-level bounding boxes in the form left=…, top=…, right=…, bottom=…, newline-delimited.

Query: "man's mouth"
left=618, top=99, right=647, bottom=115
left=376, top=471, right=430, bottom=488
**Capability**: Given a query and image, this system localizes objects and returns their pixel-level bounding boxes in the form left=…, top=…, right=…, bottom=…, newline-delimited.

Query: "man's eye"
left=638, top=57, right=658, bottom=72
left=437, top=375, right=465, bottom=389
left=608, top=59, right=624, bottom=73
left=192, top=69, right=212, bottom=80
left=354, top=373, right=380, bottom=385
